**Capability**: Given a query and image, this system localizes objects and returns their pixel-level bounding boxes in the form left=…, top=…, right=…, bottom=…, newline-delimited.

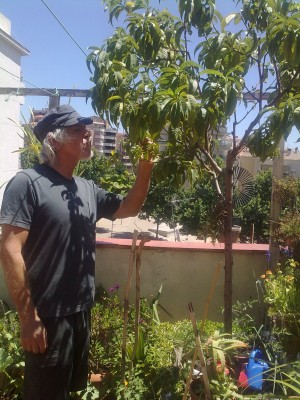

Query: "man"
left=0, top=105, right=153, bottom=400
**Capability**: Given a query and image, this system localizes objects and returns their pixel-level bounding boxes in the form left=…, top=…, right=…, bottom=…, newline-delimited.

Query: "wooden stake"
left=182, top=342, right=199, bottom=400
left=188, top=302, right=212, bottom=400
left=133, top=234, right=151, bottom=360
left=182, top=262, right=222, bottom=400
left=121, top=229, right=138, bottom=382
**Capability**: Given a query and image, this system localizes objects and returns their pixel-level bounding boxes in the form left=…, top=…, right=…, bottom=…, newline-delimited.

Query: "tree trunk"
left=224, top=153, right=234, bottom=334
left=155, top=218, right=160, bottom=239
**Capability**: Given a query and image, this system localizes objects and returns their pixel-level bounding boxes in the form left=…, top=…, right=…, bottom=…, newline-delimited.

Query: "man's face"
left=64, top=125, right=93, bottom=161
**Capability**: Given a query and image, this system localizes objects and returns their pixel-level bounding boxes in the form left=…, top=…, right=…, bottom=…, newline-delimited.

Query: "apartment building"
left=238, top=146, right=300, bottom=178
left=216, top=128, right=300, bottom=178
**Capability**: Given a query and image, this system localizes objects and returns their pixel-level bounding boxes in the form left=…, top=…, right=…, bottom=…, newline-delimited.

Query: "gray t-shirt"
left=0, top=164, right=123, bottom=318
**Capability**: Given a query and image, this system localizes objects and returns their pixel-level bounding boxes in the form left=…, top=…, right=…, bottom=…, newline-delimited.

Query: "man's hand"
left=113, top=156, right=154, bottom=219
left=20, top=315, right=47, bottom=353
left=139, top=137, right=159, bottom=162
left=0, top=225, right=47, bottom=353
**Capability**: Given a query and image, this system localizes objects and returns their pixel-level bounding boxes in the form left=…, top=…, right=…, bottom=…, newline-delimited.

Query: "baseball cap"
left=33, top=105, right=93, bottom=142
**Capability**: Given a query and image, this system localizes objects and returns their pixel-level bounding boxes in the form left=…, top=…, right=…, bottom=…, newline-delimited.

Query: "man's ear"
left=47, top=132, right=61, bottom=150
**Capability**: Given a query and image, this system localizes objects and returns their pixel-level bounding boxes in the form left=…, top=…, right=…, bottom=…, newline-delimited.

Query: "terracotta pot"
left=89, top=371, right=108, bottom=390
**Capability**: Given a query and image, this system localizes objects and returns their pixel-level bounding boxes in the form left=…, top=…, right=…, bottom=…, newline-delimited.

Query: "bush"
left=88, top=292, right=224, bottom=399
left=0, top=309, right=24, bottom=400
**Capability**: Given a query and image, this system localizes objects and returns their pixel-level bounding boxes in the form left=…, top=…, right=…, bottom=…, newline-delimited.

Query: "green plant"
left=254, top=360, right=300, bottom=398
left=261, top=257, right=300, bottom=336
left=89, top=289, right=226, bottom=399
left=235, top=170, right=272, bottom=244
left=0, top=311, right=24, bottom=400
left=71, top=382, right=99, bottom=400
left=89, top=294, right=124, bottom=373
left=205, top=331, right=247, bottom=371
left=116, top=363, right=148, bottom=400
left=200, top=328, right=247, bottom=399
left=273, top=177, right=300, bottom=210
left=273, top=210, right=300, bottom=247
left=232, top=299, right=260, bottom=349
left=10, top=110, right=41, bottom=169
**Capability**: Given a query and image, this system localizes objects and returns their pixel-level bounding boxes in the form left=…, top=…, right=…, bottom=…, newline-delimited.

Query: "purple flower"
left=266, top=250, right=271, bottom=263
left=108, top=284, right=120, bottom=293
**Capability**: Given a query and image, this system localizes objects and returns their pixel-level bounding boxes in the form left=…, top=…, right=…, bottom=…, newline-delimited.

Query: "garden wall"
left=0, top=238, right=268, bottom=322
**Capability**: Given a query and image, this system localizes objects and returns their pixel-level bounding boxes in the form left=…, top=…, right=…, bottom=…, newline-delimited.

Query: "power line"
left=41, top=0, right=88, bottom=57
left=0, top=66, right=59, bottom=97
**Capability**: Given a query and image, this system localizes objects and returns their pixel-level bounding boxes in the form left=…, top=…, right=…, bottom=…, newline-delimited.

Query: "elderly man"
left=0, top=105, right=153, bottom=400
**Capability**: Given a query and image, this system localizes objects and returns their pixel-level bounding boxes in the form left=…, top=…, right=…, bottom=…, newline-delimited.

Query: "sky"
left=0, top=0, right=299, bottom=146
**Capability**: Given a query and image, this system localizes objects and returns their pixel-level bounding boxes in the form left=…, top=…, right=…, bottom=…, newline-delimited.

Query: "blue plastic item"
left=245, top=349, right=269, bottom=391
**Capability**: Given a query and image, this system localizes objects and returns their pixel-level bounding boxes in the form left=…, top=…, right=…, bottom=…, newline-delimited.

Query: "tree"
left=235, top=170, right=272, bottom=243
left=78, top=152, right=135, bottom=195
left=175, top=172, right=221, bottom=241
left=88, top=0, right=300, bottom=332
left=139, top=176, right=179, bottom=238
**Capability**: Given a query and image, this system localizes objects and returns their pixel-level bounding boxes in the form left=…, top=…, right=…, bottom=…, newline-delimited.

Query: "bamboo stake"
left=182, top=342, right=199, bottom=400
left=133, top=234, right=151, bottom=360
left=182, top=262, right=222, bottom=400
left=121, top=229, right=138, bottom=383
left=188, top=302, right=212, bottom=400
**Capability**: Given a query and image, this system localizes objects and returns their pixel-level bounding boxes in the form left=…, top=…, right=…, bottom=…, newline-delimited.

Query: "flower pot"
left=89, top=371, right=109, bottom=390
left=283, top=334, right=300, bottom=361
left=233, top=354, right=249, bottom=385
left=218, top=225, right=241, bottom=243
left=189, top=377, right=205, bottom=400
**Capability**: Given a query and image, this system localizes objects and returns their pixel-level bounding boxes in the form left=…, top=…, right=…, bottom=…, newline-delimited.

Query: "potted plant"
left=188, top=330, right=247, bottom=399
left=260, top=255, right=300, bottom=360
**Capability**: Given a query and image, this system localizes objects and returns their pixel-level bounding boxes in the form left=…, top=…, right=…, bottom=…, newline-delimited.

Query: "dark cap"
left=33, top=105, right=93, bottom=142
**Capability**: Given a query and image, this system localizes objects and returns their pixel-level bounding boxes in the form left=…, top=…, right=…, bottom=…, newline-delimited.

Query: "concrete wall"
left=0, top=239, right=268, bottom=322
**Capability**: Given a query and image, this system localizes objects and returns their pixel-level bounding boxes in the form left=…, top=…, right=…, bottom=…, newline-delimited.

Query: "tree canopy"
left=87, top=0, right=300, bottom=332
left=88, top=0, right=300, bottom=180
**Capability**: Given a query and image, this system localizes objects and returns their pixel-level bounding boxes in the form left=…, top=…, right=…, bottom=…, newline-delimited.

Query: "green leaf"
left=221, top=13, right=239, bottom=31
left=199, top=69, right=225, bottom=79
left=294, top=107, right=300, bottom=131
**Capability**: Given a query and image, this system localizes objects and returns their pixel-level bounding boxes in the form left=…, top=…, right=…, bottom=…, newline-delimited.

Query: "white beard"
left=80, top=149, right=94, bottom=161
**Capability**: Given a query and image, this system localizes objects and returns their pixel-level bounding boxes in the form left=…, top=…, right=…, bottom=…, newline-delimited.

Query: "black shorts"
left=23, top=310, right=91, bottom=400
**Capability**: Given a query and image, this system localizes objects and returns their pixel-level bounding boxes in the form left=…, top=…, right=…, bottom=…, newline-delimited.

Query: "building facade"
left=216, top=128, right=300, bottom=178
left=90, top=116, right=118, bottom=157
left=238, top=147, right=300, bottom=178
left=0, top=13, right=29, bottom=205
